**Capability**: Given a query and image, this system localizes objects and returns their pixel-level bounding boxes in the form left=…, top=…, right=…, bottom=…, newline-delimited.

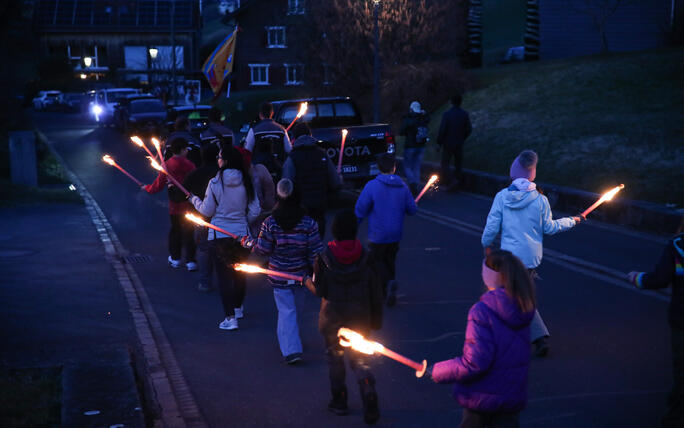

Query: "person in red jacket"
left=142, top=138, right=197, bottom=270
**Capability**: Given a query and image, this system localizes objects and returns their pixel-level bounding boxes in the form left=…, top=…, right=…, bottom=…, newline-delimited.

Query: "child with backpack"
left=303, top=209, right=384, bottom=424
left=425, top=250, right=536, bottom=427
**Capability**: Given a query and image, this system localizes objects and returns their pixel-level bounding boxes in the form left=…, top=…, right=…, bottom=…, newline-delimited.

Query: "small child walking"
left=426, top=250, right=536, bottom=428
left=303, top=209, right=384, bottom=424
left=254, top=179, right=323, bottom=364
left=355, top=153, right=417, bottom=307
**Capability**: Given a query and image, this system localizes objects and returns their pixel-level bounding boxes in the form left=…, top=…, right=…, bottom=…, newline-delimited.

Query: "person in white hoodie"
left=481, top=150, right=584, bottom=356
left=191, top=145, right=261, bottom=331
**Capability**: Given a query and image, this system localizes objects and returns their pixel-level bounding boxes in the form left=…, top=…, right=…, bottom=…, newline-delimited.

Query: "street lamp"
left=83, top=56, right=92, bottom=68
left=149, top=47, right=158, bottom=60
left=372, top=0, right=380, bottom=123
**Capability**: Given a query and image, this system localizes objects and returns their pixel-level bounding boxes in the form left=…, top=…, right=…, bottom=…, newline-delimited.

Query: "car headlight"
left=92, top=105, right=103, bottom=115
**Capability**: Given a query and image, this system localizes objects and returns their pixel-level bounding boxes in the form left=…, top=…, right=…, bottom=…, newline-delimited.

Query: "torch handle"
left=113, top=164, right=143, bottom=186
left=377, top=347, right=425, bottom=372
left=202, top=222, right=240, bottom=240
left=337, top=135, right=347, bottom=174
left=285, top=117, right=298, bottom=132
left=414, top=185, right=431, bottom=203
left=261, top=268, right=304, bottom=282
left=580, top=200, right=604, bottom=218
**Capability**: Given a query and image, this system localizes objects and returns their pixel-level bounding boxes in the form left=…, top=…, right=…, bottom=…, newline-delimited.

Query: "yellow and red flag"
left=202, top=27, right=238, bottom=96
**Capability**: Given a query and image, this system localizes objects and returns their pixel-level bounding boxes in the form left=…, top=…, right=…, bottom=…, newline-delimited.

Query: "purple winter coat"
left=431, top=288, right=534, bottom=413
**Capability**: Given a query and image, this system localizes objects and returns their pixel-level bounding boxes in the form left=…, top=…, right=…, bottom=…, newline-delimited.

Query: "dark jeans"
left=368, top=242, right=400, bottom=297
left=441, top=144, right=463, bottom=186
left=212, top=238, right=249, bottom=317
left=324, top=333, right=374, bottom=391
left=169, top=214, right=196, bottom=261
left=459, top=409, right=519, bottom=428
left=663, top=326, right=684, bottom=427
left=195, top=227, right=213, bottom=286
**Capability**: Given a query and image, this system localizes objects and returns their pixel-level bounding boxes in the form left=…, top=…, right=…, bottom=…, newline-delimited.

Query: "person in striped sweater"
left=254, top=178, right=324, bottom=364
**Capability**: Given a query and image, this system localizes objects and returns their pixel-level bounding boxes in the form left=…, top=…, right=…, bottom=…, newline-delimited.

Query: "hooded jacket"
left=481, top=179, right=576, bottom=268
left=144, top=155, right=196, bottom=215
left=632, top=234, right=684, bottom=329
left=190, top=169, right=261, bottom=240
left=355, top=174, right=418, bottom=244
left=400, top=111, right=430, bottom=149
left=432, top=288, right=535, bottom=413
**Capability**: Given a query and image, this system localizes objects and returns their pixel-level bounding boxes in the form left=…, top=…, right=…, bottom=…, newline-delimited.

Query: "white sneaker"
left=186, top=261, right=198, bottom=271
left=168, top=256, right=181, bottom=268
left=234, top=306, right=244, bottom=319
left=219, top=317, right=238, bottom=330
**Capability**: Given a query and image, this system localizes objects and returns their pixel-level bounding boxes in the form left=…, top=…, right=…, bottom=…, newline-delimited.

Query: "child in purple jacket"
left=426, top=250, right=536, bottom=427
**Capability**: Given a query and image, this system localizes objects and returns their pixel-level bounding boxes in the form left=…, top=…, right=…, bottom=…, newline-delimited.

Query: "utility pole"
left=171, top=0, right=177, bottom=106
left=372, top=0, right=380, bottom=123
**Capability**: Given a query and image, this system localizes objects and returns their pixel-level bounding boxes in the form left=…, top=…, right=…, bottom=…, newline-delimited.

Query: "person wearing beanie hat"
left=400, top=100, right=431, bottom=195
left=481, top=150, right=584, bottom=357
left=254, top=179, right=324, bottom=364
left=302, top=209, right=384, bottom=423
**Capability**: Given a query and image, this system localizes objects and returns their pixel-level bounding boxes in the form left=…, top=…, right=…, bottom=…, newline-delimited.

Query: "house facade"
left=33, top=0, right=202, bottom=84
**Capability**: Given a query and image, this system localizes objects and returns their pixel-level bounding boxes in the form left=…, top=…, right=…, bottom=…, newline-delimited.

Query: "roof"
left=271, top=97, right=352, bottom=105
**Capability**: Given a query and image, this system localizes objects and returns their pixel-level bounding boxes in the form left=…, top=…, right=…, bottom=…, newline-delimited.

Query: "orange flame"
left=234, top=263, right=264, bottom=274
left=296, top=102, right=308, bottom=118
left=426, top=175, right=438, bottom=187
left=342, top=129, right=348, bottom=139
left=147, top=156, right=165, bottom=173
left=185, top=213, right=208, bottom=227
left=150, top=137, right=161, bottom=150
left=598, top=184, right=625, bottom=203
left=338, top=328, right=384, bottom=355
left=130, top=136, right=144, bottom=147
left=102, top=155, right=116, bottom=166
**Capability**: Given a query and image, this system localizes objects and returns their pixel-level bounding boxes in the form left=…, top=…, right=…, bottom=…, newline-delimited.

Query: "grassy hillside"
left=425, top=48, right=684, bottom=207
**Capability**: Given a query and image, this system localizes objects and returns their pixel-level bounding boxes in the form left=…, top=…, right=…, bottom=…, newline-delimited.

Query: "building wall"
left=539, top=0, right=671, bottom=59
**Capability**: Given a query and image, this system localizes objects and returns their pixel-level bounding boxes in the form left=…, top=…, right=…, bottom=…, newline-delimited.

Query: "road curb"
left=44, top=138, right=207, bottom=428
left=416, top=160, right=682, bottom=235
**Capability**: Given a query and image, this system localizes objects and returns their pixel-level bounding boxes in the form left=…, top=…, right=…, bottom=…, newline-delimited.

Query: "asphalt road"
left=38, top=112, right=672, bottom=427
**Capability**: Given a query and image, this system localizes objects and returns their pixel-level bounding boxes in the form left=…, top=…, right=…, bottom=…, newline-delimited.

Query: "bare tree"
left=566, top=0, right=636, bottom=52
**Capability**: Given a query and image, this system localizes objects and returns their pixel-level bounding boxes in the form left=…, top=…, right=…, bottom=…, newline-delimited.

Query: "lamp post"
left=83, top=56, right=92, bottom=68
left=372, top=0, right=380, bottom=123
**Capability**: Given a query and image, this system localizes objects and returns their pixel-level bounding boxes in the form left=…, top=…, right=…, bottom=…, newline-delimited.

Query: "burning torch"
left=338, top=328, right=428, bottom=378
left=581, top=184, right=625, bottom=218
left=414, top=175, right=439, bottom=203
left=336, top=129, right=349, bottom=174
left=102, top=155, right=143, bottom=186
left=285, top=102, right=308, bottom=132
left=150, top=137, right=166, bottom=169
left=184, top=213, right=239, bottom=239
left=147, top=156, right=191, bottom=198
left=234, top=263, right=304, bottom=282
left=130, top=136, right=156, bottom=160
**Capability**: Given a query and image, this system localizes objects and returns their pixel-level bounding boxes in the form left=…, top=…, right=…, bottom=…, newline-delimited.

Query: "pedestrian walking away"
left=254, top=179, right=324, bottom=363
left=400, top=101, right=430, bottom=196
left=142, top=137, right=197, bottom=271
left=282, top=122, right=342, bottom=238
left=200, top=106, right=235, bottom=146
left=355, top=153, right=417, bottom=307
left=425, top=250, right=536, bottom=428
left=627, top=219, right=684, bottom=428
left=190, top=145, right=261, bottom=331
left=303, top=209, right=384, bottom=424
left=437, top=94, right=471, bottom=191
left=183, top=143, right=221, bottom=291
left=244, top=102, right=292, bottom=179
left=481, top=150, right=584, bottom=356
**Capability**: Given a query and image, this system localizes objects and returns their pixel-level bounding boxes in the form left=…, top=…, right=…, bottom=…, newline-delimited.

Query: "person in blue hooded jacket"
left=355, top=153, right=417, bottom=307
left=481, top=150, right=583, bottom=357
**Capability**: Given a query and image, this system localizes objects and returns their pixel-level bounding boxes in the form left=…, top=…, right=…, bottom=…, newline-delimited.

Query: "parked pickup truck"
left=270, top=97, right=395, bottom=182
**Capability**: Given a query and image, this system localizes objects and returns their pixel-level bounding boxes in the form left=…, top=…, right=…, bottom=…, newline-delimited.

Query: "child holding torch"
left=142, top=138, right=197, bottom=270
left=190, top=146, right=261, bottom=331
left=254, top=179, right=323, bottom=364
left=481, top=150, right=583, bottom=357
left=426, top=250, right=536, bottom=427
left=626, top=219, right=684, bottom=428
left=302, top=210, right=384, bottom=423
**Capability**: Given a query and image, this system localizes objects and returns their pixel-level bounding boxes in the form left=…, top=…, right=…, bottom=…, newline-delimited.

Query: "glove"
left=421, top=365, right=434, bottom=381
left=572, top=214, right=586, bottom=224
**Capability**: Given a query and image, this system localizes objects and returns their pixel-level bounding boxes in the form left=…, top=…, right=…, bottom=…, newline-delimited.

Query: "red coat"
left=144, top=155, right=196, bottom=214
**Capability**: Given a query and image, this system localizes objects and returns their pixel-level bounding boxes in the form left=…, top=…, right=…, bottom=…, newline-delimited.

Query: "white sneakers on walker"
left=219, top=317, right=238, bottom=331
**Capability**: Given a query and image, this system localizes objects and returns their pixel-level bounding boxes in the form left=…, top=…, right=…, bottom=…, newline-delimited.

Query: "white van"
left=90, top=88, right=141, bottom=124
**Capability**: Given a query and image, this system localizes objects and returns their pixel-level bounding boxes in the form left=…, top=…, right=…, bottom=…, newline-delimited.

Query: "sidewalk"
left=0, top=203, right=145, bottom=427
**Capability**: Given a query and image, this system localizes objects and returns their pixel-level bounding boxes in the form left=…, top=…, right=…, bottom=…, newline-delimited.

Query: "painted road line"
left=47, top=141, right=207, bottom=428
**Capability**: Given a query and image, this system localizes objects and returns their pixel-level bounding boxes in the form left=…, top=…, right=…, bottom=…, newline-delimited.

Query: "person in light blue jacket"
left=481, top=150, right=583, bottom=357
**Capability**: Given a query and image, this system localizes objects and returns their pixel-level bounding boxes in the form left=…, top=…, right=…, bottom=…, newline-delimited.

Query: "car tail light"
left=385, top=131, right=395, bottom=154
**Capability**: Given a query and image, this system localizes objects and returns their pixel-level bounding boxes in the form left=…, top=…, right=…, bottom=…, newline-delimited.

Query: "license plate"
left=342, top=165, right=358, bottom=174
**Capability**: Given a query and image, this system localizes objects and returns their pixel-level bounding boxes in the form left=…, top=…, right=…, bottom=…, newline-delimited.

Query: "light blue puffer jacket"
left=481, top=179, right=576, bottom=268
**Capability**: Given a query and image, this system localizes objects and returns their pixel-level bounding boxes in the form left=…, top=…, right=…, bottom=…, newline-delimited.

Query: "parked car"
left=57, top=92, right=84, bottom=112
left=164, top=105, right=213, bottom=139
left=115, top=95, right=167, bottom=135
left=90, top=88, right=141, bottom=125
left=32, top=91, right=62, bottom=110
left=269, top=97, right=395, bottom=183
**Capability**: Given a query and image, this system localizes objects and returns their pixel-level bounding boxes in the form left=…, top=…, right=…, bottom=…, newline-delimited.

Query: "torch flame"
left=130, top=136, right=144, bottom=147
left=185, top=213, right=207, bottom=227
left=296, top=102, right=308, bottom=118
left=342, top=129, right=348, bottom=138
left=151, top=137, right=161, bottom=150
left=338, top=327, right=384, bottom=355
left=102, top=155, right=115, bottom=166
left=233, top=263, right=264, bottom=274
left=598, top=184, right=625, bottom=203
left=147, top=156, right=165, bottom=173
left=427, top=175, right=438, bottom=187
